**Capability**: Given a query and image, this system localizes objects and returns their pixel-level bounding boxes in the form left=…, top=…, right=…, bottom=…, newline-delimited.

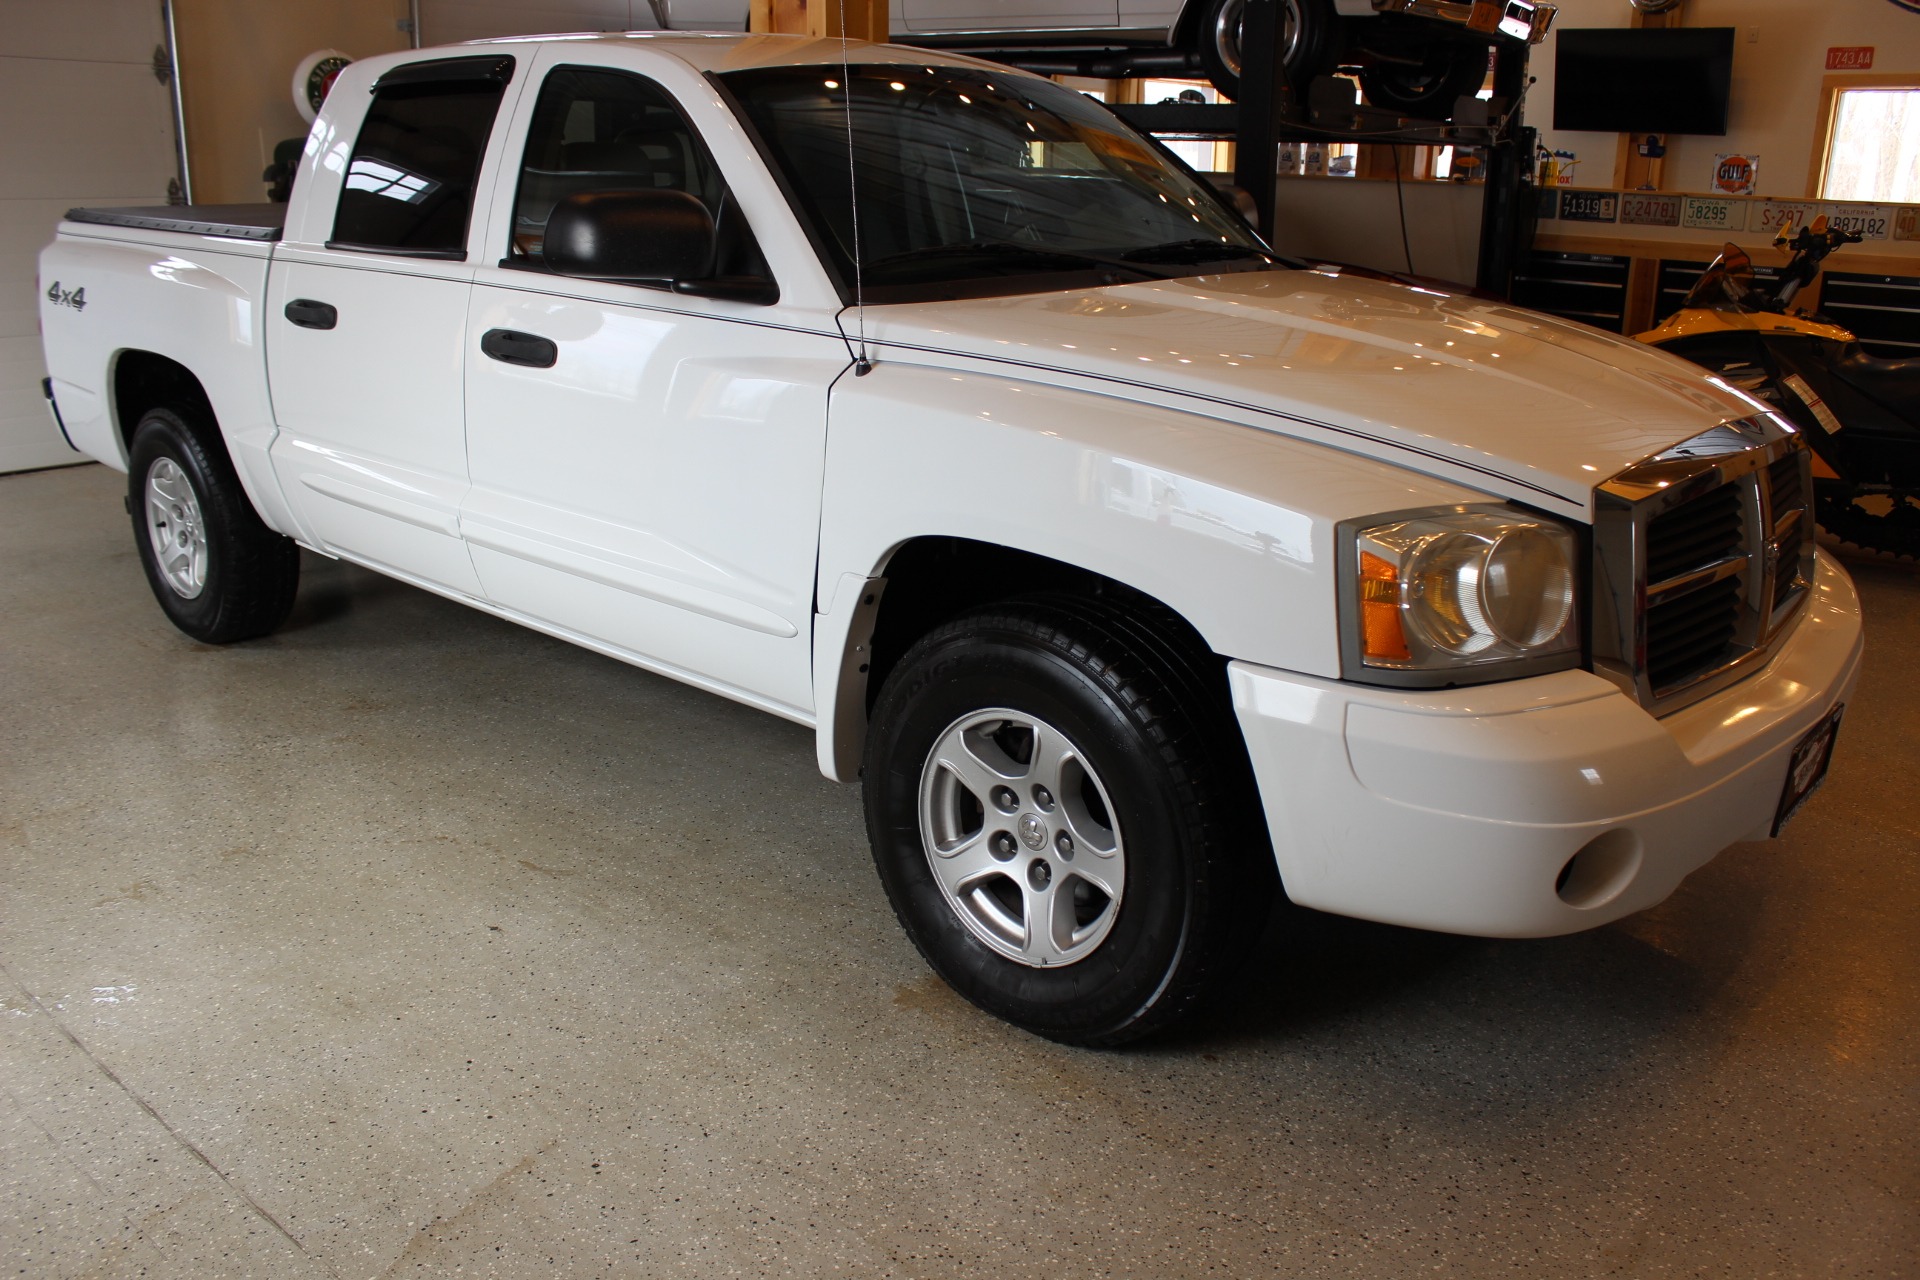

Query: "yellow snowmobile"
left=1637, top=216, right=1920, bottom=559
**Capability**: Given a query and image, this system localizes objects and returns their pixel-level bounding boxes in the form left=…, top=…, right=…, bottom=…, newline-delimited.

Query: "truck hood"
left=859, top=268, right=1758, bottom=513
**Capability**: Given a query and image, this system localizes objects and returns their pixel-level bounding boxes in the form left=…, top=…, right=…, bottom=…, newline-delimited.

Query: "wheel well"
left=864, top=537, right=1220, bottom=714
left=112, top=351, right=214, bottom=455
left=1170, top=0, right=1225, bottom=50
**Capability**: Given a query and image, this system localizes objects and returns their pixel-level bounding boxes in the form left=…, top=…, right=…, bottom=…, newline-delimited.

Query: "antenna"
left=837, top=3, right=871, bottom=375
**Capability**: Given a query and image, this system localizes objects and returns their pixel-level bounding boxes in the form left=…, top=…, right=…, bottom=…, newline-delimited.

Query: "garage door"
left=1, top=0, right=181, bottom=474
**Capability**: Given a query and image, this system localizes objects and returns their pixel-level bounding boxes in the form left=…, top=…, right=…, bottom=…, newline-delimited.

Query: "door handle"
left=481, top=328, right=558, bottom=369
left=284, top=298, right=337, bottom=330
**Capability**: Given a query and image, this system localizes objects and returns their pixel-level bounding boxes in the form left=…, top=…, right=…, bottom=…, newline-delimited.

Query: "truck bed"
left=63, top=204, right=285, bottom=242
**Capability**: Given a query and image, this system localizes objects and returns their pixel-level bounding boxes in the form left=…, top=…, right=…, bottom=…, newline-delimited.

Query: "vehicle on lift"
left=1638, top=217, right=1920, bottom=559
left=39, top=35, right=1858, bottom=1047
left=616, top=0, right=1555, bottom=117
left=910, top=0, right=1553, bottom=116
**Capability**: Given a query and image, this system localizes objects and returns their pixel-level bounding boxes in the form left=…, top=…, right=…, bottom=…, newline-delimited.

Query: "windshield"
left=1682, top=243, right=1757, bottom=310
left=718, top=65, right=1276, bottom=302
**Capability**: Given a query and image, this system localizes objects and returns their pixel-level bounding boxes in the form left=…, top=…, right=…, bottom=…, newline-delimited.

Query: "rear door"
left=266, top=54, right=520, bottom=595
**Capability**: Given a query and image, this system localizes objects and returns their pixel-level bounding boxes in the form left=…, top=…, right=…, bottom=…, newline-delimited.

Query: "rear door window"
left=331, top=55, right=514, bottom=258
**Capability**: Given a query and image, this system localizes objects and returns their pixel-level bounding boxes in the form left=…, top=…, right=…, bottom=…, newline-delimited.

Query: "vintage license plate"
left=1621, top=193, right=1682, bottom=227
left=1559, top=191, right=1618, bottom=223
left=1755, top=200, right=1818, bottom=236
left=1820, top=203, right=1892, bottom=240
left=1773, top=706, right=1843, bottom=836
left=1681, top=196, right=1746, bottom=232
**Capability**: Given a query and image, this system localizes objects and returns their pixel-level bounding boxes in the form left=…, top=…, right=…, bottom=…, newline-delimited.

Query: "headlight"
left=1341, top=507, right=1580, bottom=685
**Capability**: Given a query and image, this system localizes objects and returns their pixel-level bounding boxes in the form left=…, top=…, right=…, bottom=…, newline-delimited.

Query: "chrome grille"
left=1646, top=574, right=1741, bottom=690
left=1645, top=484, right=1743, bottom=583
left=1591, top=417, right=1816, bottom=714
left=1768, top=453, right=1809, bottom=613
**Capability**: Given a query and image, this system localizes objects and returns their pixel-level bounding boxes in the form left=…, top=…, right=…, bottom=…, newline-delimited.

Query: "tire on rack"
left=1195, top=0, right=1334, bottom=103
left=862, top=595, right=1275, bottom=1046
left=126, top=406, right=300, bottom=644
left=1356, top=39, right=1490, bottom=120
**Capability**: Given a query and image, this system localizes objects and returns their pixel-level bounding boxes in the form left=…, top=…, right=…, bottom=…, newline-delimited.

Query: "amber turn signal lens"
left=1359, top=551, right=1410, bottom=662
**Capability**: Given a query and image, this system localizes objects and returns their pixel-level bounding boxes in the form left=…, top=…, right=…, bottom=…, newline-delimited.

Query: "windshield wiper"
left=863, top=240, right=1155, bottom=280
left=1119, top=240, right=1273, bottom=266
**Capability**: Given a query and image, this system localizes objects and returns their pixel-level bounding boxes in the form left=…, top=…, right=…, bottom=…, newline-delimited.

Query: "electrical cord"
left=1392, top=143, right=1414, bottom=277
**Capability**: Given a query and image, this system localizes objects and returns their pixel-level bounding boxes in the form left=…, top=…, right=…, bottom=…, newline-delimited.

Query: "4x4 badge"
left=46, top=281, right=86, bottom=311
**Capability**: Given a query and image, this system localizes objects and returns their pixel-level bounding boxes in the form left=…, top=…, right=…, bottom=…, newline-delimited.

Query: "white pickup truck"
left=39, top=34, right=1861, bottom=1045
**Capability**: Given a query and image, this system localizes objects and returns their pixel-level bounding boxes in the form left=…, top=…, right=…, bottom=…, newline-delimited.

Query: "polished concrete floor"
left=2, top=461, right=1915, bottom=1279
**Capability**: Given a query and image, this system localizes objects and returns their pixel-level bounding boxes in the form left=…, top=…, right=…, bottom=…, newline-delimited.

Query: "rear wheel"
left=127, top=407, right=299, bottom=643
left=1196, top=0, right=1334, bottom=102
left=863, top=597, right=1273, bottom=1046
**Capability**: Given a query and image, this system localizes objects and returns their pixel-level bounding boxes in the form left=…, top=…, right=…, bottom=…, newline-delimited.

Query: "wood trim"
left=1807, top=72, right=1920, bottom=198
left=1613, top=1, right=1685, bottom=191
left=1624, top=255, right=1660, bottom=336
left=749, top=0, right=806, bottom=33
left=807, top=0, right=884, bottom=42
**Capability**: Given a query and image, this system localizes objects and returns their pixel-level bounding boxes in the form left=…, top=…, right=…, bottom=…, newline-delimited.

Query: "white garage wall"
left=1268, top=178, right=1484, bottom=285
left=0, top=0, right=179, bottom=473
left=1532, top=0, right=1920, bottom=197
left=169, top=0, right=412, bottom=205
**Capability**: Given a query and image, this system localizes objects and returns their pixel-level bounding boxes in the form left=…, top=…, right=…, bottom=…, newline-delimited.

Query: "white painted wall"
left=1, top=0, right=178, bottom=473
left=1533, top=0, right=1920, bottom=197
left=1269, top=177, right=1484, bottom=285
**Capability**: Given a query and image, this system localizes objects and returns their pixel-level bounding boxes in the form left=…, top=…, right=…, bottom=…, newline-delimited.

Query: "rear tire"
left=127, top=407, right=299, bottom=644
left=1196, top=0, right=1334, bottom=102
left=863, top=597, right=1274, bottom=1046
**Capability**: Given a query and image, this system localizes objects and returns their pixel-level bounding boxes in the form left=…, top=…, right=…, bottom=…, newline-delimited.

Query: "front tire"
left=863, top=598, right=1273, bottom=1046
left=127, top=407, right=299, bottom=644
left=1357, top=40, right=1489, bottom=119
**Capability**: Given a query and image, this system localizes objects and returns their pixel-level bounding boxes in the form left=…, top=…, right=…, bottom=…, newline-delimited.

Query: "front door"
left=460, top=56, right=847, bottom=719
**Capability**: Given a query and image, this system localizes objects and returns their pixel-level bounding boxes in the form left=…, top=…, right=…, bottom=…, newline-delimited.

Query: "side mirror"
left=544, top=190, right=714, bottom=282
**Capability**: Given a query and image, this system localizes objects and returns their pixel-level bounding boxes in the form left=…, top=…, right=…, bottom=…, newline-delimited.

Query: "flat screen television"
left=1553, top=27, right=1735, bottom=135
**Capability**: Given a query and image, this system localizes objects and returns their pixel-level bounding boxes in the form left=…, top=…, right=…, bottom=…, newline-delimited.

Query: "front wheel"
left=127, top=407, right=300, bottom=643
left=863, top=599, right=1273, bottom=1046
left=1357, top=41, right=1490, bottom=119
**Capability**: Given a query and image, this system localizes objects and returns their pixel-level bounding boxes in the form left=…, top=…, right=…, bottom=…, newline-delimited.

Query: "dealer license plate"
left=1772, top=706, right=1843, bottom=836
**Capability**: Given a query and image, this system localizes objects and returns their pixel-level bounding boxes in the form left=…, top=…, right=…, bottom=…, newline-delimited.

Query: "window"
left=331, top=57, right=512, bottom=257
left=720, top=65, right=1270, bottom=302
left=510, top=66, right=766, bottom=279
left=1139, top=79, right=1232, bottom=175
left=1821, top=86, right=1920, bottom=203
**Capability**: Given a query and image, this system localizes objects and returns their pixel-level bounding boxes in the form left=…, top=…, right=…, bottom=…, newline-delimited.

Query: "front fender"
left=810, top=361, right=1487, bottom=777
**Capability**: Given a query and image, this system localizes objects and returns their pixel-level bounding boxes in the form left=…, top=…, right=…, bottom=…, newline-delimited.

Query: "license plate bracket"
left=1772, top=705, right=1843, bottom=836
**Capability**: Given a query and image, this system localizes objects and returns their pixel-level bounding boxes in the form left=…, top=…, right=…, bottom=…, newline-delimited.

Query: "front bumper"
left=1229, top=548, right=1862, bottom=938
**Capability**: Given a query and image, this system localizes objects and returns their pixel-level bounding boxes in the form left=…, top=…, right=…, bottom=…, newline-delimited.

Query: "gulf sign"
left=1713, top=154, right=1759, bottom=196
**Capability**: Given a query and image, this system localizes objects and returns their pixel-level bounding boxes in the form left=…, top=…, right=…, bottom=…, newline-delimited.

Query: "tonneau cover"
left=64, top=204, right=284, bottom=242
